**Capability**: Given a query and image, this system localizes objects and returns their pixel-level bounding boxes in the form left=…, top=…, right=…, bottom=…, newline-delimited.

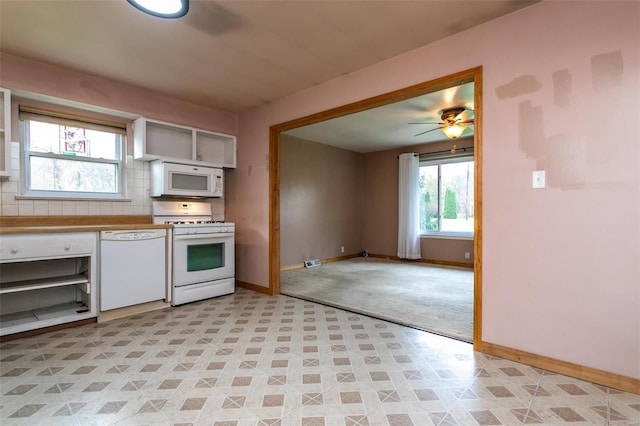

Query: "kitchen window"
left=20, top=107, right=127, bottom=199
left=419, top=155, right=474, bottom=237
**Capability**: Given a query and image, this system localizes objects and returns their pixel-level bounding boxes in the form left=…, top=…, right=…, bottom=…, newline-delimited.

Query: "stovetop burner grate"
left=152, top=201, right=234, bottom=228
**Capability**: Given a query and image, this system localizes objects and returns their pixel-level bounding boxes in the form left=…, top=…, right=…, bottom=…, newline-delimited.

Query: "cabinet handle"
left=10, top=248, right=18, bottom=255
left=64, top=245, right=71, bottom=251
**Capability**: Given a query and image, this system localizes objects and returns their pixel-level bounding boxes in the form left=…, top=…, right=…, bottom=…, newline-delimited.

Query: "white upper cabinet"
left=0, top=88, right=11, bottom=178
left=133, top=117, right=236, bottom=168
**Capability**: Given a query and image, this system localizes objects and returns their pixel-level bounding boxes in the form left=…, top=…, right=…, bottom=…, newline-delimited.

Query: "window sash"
left=21, top=113, right=126, bottom=199
left=419, top=157, right=474, bottom=236
left=27, top=151, right=121, bottom=166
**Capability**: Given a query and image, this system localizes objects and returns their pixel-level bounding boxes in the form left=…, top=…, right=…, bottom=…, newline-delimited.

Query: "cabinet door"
left=133, top=117, right=236, bottom=168
left=195, top=130, right=236, bottom=168
left=133, top=117, right=193, bottom=161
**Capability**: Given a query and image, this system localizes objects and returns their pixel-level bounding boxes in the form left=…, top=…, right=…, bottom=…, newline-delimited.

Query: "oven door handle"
left=174, top=232, right=234, bottom=240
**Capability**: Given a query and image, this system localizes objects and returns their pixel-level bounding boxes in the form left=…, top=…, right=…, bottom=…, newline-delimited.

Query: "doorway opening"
left=269, top=67, right=483, bottom=349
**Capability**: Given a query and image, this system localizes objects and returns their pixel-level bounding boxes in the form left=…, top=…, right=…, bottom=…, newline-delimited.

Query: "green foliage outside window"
left=443, top=188, right=458, bottom=219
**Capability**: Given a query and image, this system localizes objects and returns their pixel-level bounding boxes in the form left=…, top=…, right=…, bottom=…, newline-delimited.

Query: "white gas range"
left=152, top=201, right=235, bottom=306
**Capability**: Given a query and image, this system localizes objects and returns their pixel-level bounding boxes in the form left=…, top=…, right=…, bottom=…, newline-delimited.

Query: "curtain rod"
left=397, top=146, right=474, bottom=159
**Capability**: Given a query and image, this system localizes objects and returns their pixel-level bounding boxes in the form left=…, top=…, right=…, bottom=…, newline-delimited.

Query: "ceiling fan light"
left=442, top=124, right=465, bottom=139
left=127, top=0, right=189, bottom=18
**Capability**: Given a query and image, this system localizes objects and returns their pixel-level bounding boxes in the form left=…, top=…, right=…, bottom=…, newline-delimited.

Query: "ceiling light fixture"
left=410, top=106, right=473, bottom=142
left=442, top=124, right=465, bottom=139
left=127, top=0, right=189, bottom=18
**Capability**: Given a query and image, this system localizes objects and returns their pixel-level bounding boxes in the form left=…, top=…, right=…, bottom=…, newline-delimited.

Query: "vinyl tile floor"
left=0, top=288, right=638, bottom=425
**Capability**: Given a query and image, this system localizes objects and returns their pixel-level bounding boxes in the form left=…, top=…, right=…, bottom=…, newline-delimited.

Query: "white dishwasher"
left=100, top=229, right=167, bottom=311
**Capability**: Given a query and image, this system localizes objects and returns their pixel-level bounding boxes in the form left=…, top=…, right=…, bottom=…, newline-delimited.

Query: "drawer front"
left=0, top=233, right=96, bottom=261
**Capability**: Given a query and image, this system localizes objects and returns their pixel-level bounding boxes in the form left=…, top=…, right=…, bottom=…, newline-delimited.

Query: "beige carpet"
left=280, top=257, right=474, bottom=342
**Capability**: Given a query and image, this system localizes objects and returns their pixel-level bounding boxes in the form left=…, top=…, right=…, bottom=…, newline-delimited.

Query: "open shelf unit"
left=0, top=87, right=11, bottom=178
left=133, top=117, right=236, bottom=168
left=0, top=301, right=90, bottom=330
left=0, top=232, right=97, bottom=336
left=0, top=274, right=90, bottom=295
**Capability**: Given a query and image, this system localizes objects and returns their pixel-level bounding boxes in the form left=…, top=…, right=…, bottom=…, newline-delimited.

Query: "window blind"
left=19, top=106, right=127, bottom=135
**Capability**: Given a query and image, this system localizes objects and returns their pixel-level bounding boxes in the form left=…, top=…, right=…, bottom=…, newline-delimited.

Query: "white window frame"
left=20, top=110, right=127, bottom=200
left=419, top=154, right=474, bottom=239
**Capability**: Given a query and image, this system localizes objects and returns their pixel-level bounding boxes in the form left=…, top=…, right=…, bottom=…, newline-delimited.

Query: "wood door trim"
left=268, top=67, right=483, bottom=349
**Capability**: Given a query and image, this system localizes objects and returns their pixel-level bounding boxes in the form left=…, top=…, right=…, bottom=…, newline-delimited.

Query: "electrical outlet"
left=341, top=246, right=344, bottom=253
left=464, top=252, right=471, bottom=260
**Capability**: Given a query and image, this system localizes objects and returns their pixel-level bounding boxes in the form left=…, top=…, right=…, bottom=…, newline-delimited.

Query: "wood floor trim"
left=280, top=252, right=475, bottom=272
left=98, top=301, right=170, bottom=323
left=236, top=280, right=272, bottom=295
left=281, top=254, right=361, bottom=271
left=480, top=341, right=640, bottom=395
left=367, top=253, right=473, bottom=269
left=0, top=318, right=97, bottom=342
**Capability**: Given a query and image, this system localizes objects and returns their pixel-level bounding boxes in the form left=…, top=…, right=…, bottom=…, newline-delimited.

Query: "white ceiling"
left=0, top=0, right=536, bottom=113
left=0, top=1, right=536, bottom=152
left=284, top=82, right=475, bottom=152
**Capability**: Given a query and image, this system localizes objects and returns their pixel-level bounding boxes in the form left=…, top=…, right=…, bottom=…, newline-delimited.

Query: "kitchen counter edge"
left=0, top=224, right=172, bottom=234
left=0, top=215, right=171, bottom=234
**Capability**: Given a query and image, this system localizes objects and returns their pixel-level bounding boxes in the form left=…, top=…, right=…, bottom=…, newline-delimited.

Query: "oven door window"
left=187, top=242, right=224, bottom=271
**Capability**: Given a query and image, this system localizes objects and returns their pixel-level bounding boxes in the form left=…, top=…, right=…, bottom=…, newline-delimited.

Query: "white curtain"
left=397, top=153, right=421, bottom=259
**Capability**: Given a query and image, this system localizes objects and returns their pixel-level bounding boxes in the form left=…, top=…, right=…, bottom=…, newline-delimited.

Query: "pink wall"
left=231, top=0, right=639, bottom=378
left=0, top=53, right=237, bottom=135
left=280, top=135, right=364, bottom=266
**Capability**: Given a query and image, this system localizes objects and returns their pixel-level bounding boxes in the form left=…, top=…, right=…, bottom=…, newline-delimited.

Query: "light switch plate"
left=532, top=170, right=546, bottom=189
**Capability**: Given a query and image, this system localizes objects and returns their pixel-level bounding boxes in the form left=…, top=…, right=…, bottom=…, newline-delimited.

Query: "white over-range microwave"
left=151, top=161, right=224, bottom=198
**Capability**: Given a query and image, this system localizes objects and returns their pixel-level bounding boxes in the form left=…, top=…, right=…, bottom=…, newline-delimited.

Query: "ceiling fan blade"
left=465, top=108, right=475, bottom=120
left=414, top=127, right=444, bottom=137
left=408, top=121, right=444, bottom=125
left=458, top=119, right=474, bottom=125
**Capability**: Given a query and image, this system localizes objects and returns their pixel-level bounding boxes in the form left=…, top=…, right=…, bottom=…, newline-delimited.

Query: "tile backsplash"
left=0, top=142, right=224, bottom=219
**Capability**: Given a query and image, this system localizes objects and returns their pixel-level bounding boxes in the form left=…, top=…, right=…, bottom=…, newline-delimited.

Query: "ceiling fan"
left=410, top=106, right=474, bottom=139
